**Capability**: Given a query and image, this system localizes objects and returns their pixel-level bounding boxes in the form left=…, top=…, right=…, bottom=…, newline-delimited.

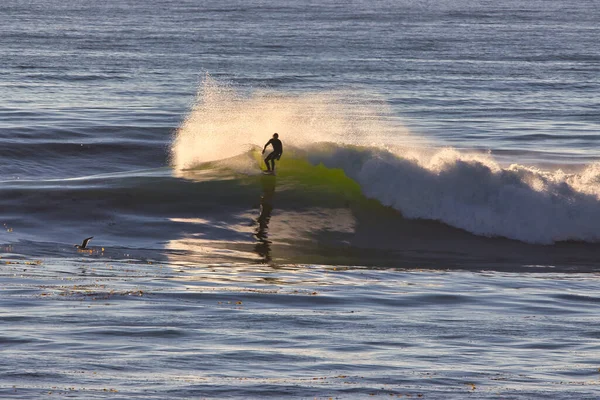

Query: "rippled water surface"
left=1, top=0, right=600, bottom=398
left=2, top=257, right=599, bottom=399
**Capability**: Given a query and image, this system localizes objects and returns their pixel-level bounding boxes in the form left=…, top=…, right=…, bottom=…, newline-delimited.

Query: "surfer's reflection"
left=254, top=176, right=276, bottom=263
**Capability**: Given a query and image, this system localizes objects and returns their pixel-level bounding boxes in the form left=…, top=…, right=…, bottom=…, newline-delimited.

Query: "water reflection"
left=254, top=175, right=276, bottom=263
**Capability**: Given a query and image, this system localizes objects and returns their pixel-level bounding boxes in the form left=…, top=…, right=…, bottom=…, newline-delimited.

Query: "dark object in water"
left=75, top=236, right=94, bottom=250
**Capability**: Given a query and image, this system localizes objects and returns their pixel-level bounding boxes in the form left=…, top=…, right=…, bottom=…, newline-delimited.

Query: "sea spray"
left=170, top=75, right=411, bottom=170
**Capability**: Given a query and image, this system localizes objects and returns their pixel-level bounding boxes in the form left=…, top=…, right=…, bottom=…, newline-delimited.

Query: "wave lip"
left=308, top=144, right=600, bottom=245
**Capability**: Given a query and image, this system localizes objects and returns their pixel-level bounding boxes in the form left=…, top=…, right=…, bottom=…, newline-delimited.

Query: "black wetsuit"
left=264, top=138, right=283, bottom=171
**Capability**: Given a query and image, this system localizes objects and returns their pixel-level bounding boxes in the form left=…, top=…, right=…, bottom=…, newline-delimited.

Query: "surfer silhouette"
left=262, top=133, right=283, bottom=173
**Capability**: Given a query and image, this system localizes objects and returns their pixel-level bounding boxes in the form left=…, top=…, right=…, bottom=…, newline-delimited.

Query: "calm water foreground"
left=1, top=255, right=599, bottom=399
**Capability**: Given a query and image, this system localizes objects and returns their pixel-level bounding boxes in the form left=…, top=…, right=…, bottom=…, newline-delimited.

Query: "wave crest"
left=308, top=145, right=600, bottom=244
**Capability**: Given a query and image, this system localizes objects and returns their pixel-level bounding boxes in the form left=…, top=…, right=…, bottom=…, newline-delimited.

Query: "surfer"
left=262, top=133, right=283, bottom=173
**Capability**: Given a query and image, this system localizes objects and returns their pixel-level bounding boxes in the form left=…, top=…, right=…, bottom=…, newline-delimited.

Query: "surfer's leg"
left=270, top=159, right=275, bottom=171
left=265, top=152, right=275, bottom=171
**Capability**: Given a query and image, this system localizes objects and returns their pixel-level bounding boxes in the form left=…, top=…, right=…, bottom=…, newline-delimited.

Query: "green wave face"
left=267, top=155, right=362, bottom=198
left=212, top=148, right=370, bottom=209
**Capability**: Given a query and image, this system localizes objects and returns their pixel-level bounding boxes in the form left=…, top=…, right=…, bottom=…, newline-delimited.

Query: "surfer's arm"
left=262, top=139, right=272, bottom=154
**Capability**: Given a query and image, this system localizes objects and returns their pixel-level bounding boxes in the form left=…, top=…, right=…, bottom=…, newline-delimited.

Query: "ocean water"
left=1, top=0, right=600, bottom=398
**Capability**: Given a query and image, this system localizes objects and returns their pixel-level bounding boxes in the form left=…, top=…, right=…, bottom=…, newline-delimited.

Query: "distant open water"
left=1, top=0, right=600, bottom=398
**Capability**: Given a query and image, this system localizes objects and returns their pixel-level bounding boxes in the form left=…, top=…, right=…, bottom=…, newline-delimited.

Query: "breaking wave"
left=171, top=77, right=600, bottom=244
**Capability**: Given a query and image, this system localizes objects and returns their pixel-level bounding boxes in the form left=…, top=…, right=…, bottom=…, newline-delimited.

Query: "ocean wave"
left=1, top=155, right=599, bottom=269
left=180, top=147, right=600, bottom=245
left=170, top=78, right=600, bottom=245
left=305, top=144, right=600, bottom=244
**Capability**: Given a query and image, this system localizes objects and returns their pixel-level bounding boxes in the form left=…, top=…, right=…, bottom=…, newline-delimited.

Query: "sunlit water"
left=2, top=258, right=600, bottom=399
left=1, top=0, right=600, bottom=398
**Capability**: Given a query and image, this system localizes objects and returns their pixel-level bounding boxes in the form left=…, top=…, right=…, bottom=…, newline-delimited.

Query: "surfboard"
left=262, top=170, right=276, bottom=176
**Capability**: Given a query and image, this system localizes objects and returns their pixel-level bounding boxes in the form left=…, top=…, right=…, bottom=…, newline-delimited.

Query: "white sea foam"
left=308, top=144, right=600, bottom=244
